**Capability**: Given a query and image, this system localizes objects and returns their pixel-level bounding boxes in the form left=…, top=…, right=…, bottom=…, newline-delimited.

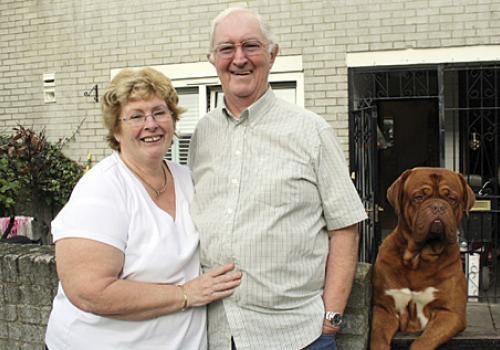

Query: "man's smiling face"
left=211, top=10, right=277, bottom=111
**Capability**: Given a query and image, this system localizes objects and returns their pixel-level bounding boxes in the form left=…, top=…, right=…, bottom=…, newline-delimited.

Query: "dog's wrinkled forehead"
left=388, top=167, right=475, bottom=219
left=404, top=168, right=462, bottom=194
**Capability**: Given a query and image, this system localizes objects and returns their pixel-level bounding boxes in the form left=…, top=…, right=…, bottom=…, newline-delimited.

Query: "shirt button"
left=231, top=178, right=239, bottom=185
left=227, top=208, right=233, bottom=214
left=235, top=150, right=241, bottom=156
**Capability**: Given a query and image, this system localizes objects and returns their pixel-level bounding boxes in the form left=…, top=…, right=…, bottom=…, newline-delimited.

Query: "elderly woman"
left=45, top=67, right=241, bottom=350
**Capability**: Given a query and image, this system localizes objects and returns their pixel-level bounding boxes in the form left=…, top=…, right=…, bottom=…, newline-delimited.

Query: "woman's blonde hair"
left=101, top=67, right=185, bottom=151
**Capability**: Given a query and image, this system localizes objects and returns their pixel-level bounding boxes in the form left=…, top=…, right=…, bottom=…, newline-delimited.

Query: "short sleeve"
left=315, top=127, right=367, bottom=230
left=51, top=169, right=129, bottom=251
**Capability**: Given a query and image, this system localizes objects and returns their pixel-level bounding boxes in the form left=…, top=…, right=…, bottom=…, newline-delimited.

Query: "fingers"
left=183, top=263, right=242, bottom=308
left=207, top=262, right=242, bottom=288
left=212, top=274, right=242, bottom=293
left=213, top=268, right=242, bottom=284
left=209, top=268, right=242, bottom=297
left=208, top=276, right=241, bottom=301
left=208, top=262, right=237, bottom=276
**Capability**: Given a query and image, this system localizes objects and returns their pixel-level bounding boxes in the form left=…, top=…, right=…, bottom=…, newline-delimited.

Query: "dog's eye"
left=413, top=195, right=425, bottom=203
left=448, top=197, right=458, bottom=204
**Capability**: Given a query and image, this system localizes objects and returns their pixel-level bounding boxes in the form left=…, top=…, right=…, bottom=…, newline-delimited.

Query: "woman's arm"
left=56, top=238, right=241, bottom=320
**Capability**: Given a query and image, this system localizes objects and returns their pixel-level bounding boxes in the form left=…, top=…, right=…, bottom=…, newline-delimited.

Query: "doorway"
left=376, top=99, right=440, bottom=237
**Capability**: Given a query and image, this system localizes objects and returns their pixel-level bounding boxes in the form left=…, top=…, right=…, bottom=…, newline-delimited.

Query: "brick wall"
left=0, top=244, right=57, bottom=350
left=0, top=243, right=372, bottom=350
left=1, top=0, right=499, bottom=163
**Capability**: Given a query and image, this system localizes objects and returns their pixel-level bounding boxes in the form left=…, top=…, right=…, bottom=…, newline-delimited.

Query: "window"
left=166, top=88, right=199, bottom=164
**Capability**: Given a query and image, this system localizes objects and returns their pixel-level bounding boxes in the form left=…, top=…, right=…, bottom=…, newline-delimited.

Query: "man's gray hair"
left=208, top=7, right=277, bottom=61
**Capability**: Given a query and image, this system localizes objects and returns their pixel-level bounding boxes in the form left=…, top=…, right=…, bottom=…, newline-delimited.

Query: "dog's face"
left=387, top=168, right=475, bottom=248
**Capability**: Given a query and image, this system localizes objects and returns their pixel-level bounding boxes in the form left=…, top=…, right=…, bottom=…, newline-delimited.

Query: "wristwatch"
left=325, top=311, right=344, bottom=327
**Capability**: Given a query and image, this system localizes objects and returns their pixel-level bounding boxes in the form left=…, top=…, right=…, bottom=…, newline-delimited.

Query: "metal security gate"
left=349, top=63, right=500, bottom=302
left=444, top=65, right=500, bottom=302
left=350, top=106, right=379, bottom=263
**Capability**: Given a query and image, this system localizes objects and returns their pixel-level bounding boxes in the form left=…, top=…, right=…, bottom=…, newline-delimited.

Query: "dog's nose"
left=430, top=202, right=446, bottom=215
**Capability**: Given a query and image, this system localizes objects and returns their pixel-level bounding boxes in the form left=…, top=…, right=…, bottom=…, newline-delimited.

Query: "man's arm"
left=322, top=223, right=360, bottom=334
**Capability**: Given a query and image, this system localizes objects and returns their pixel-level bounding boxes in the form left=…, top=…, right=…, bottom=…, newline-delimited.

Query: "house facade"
left=2, top=0, right=500, bottom=297
left=1, top=0, right=497, bottom=159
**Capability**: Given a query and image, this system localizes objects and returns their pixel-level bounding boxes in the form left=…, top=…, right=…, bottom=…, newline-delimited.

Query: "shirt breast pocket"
left=247, top=157, right=316, bottom=209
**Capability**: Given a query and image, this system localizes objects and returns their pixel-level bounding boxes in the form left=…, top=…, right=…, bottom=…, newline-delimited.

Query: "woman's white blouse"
left=45, top=152, right=207, bottom=350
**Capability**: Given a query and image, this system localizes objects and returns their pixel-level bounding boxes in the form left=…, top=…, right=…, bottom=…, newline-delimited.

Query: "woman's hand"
left=182, top=263, right=242, bottom=308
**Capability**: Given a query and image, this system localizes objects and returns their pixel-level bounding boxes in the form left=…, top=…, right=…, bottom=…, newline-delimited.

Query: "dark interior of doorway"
left=377, top=99, right=440, bottom=236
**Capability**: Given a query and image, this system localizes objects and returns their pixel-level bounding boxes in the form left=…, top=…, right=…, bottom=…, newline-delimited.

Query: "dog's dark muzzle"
left=427, top=219, right=445, bottom=242
left=430, top=219, right=444, bottom=234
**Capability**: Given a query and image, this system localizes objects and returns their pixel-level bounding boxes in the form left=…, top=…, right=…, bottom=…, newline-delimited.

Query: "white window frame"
left=345, top=45, right=500, bottom=67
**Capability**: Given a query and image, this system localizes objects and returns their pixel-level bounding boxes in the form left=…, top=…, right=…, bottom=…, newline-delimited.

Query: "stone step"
left=392, top=331, right=500, bottom=349
left=391, top=302, right=500, bottom=350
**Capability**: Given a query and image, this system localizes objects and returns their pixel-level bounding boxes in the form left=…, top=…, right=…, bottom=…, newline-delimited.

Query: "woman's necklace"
left=128, top=162, right=168, bottom=198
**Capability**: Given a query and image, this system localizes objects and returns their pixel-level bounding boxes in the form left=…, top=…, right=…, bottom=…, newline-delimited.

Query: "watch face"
left=326, top=312, right=343, bottom=327
left=332, top=314, right=342, bottom=325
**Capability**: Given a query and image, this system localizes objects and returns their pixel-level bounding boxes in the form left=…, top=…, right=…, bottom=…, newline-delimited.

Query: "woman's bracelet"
left=177, top=284, right=189, bottom=311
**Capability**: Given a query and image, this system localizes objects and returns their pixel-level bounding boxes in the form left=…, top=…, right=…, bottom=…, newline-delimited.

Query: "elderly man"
left=188, top=7, right=367, bottom=350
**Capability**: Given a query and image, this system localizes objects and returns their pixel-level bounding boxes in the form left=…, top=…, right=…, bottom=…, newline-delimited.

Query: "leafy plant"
left=0, top=125, right=84, bottom=242
left=0, top=134, right=28, bottom=214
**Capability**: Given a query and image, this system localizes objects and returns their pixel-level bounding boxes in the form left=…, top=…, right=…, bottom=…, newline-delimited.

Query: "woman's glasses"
left=121, top=108, right=171, bottom=126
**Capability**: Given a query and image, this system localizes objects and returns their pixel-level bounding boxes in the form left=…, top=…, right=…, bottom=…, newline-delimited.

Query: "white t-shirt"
left=45, top=152, right=207, bottom=350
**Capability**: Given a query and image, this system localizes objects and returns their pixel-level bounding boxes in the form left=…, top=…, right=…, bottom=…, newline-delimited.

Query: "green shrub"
left=0, top=126, right=84, bottom=241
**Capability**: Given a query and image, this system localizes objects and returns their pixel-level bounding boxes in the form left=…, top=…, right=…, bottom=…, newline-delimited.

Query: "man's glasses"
left=214, top=40, right=266, bottom=59
left=121, top=108, right=171, bottom=126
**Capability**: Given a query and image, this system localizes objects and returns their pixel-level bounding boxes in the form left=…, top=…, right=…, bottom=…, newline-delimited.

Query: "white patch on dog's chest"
left=385, top=287, right=438, bottom=328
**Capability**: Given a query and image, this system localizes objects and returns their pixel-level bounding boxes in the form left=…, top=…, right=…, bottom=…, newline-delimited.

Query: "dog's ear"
left=457, top=173, right=476, bottom=212
left=387, top=169, right=413, bottom=215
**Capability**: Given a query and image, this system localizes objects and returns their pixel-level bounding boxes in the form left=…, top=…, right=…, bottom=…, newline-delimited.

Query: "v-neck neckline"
left=116, top=152, right=178, bottom=222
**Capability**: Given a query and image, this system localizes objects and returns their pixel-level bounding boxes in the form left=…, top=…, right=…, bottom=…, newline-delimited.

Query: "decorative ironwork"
left=457, top=67, right=500, bottom=188
left=351, top=106, right=379, bottom=263
left=352, top=69, right=438, bottom=109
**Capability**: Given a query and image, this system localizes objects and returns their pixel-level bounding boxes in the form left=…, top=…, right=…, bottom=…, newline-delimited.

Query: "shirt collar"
left=222, top=88, right=276, bottom=126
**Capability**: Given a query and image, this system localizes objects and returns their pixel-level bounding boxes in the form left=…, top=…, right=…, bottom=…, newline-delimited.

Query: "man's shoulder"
left=196, top=107, right=224, bottom=129
left=272, top=97, right=331, bottom=131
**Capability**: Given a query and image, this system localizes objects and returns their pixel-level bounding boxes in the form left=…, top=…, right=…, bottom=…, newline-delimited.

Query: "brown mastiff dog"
left=371, top=167, right=475, bottom=350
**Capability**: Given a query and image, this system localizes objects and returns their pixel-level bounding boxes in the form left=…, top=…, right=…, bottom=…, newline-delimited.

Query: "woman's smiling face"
left=114, top=95, right=174, bottom=164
